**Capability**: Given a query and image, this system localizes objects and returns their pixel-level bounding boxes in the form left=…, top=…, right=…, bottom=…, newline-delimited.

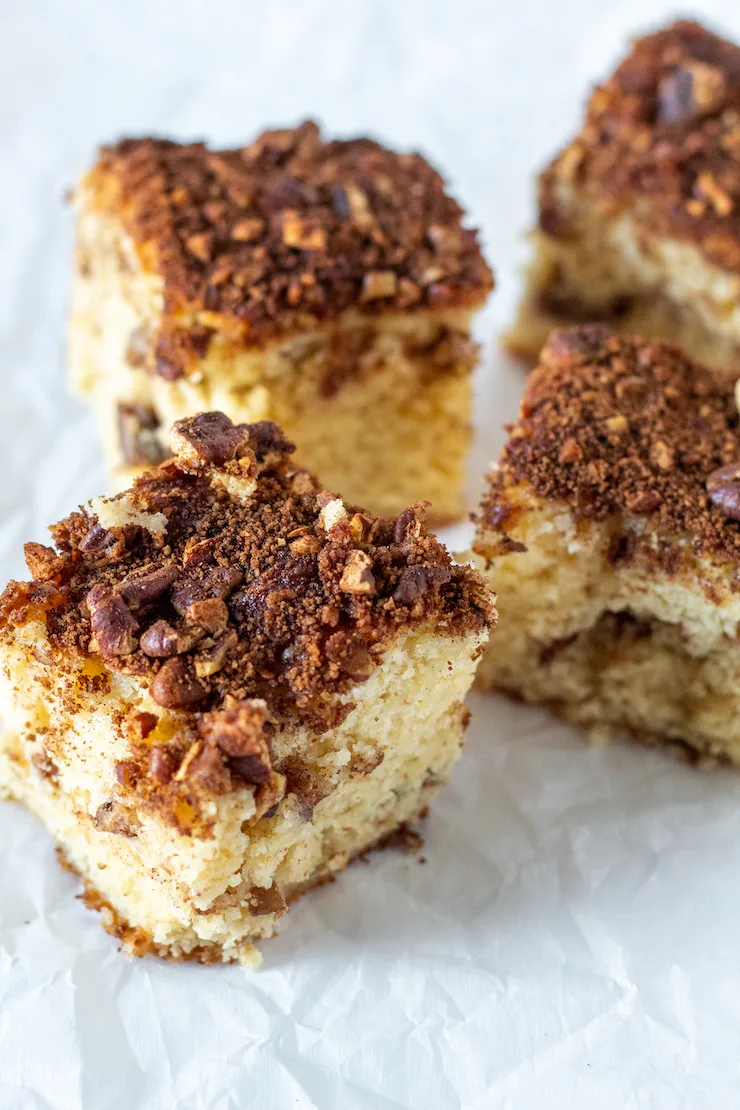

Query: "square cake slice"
left=472, top=323, right=740, bottom=765
left=70, top=120, right=493, bottom=522
left=0, top=413, right=493, bottom=964
left=506, top=20, right=740, bottom=368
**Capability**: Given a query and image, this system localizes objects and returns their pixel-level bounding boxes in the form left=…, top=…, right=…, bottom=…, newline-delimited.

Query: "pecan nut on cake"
left=0, top=413, right=493, bottom=965
left=472, top=323, right=740, bottom=765
left=506, top=20, right=740, bottom=369
left=70, top=120, right=493, bottom=522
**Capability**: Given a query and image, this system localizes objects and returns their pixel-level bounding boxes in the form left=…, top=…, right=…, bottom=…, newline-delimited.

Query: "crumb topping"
left=541, top=20, right=740, bottom=271
left=83, top=121, right=493, bottom=375
left=482, top=324, right=740, bottom=561
left=1, top=413, right=491, bottom=806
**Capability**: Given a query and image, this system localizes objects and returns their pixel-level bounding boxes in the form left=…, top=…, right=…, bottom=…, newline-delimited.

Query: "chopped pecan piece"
left=280, top=757, right=334, bottom=821
left=361, top=270, right=398, bottom=301
left=78, top=524, right=125, bottom=559
left=231, top=217, right=264, bottom=241
left=349, top=513, right=374, bottom=543
left=194, top=630, right=238, bottom=677
left=624, top=489, right=662, bottom=514
left=86, top=585, right=138, bottom=656
left=200, top=697, right=272, bottom=785
left=171, top=567, right=244, bottom=614
left=658, top=61, right=726, bottom=124
left=247, top=420, right=295, bottom=461
left=24, top=542, right=64, bottom=581
left=559, top=438, right=583, bottom=464
left=150, top=657, right=208, bottom=708
left=289, top=533, right=323, bottom=555
left=185, top=231, right=214, bottom=262
left=119, top=564, right=178, bottom=608
left=117, top=403, right=167, bottom=467
left=282, top=211, right=326, bottom=250
left=149, top=747, right=177, bottom=784
left=129, top=710, right=158, bottom=739
left=339, top=550, right=376, bottom=595
left=394, top=502, right=429, bottom=545
left=330, top=182, right=373, bottom=226
left=707, top=462, right=740, bottom=520
left=393, top=564, right=451, bottom=605
left=171, top=412, right=249, bottom=466
left=427, top=224, right=462, bottom=254
left=139, top=619, right=203, bottom=658
left=115, top=760, right=138, bottom=787
left=187, top=742, right=231, bottom=793
left=182, top=536, right=217, bottom=568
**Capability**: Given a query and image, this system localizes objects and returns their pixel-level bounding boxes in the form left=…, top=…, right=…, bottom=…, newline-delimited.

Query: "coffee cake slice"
left=471, top=323, right=740, bottom=764
left=506, top=20, right=740, bottom=368
left=0, top=413, right=493, bottom=964
left=70, top=121, right=493, bottom=522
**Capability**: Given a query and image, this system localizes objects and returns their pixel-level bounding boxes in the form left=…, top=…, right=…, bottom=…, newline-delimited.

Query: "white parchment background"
left=2, top=2, right=740, bottom=1107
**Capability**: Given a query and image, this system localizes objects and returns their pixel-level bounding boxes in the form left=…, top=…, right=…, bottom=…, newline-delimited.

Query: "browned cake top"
left=482, top=324, right=740, bottom=562
left=1, top=413, right=490, bottom=810
left=541, top=20, right=740, bottom=271
left=84, top=121, right=492, bottom=359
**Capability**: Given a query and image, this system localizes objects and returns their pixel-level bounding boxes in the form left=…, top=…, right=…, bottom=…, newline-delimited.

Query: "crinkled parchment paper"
left=2, top=1, right=740, bottom=1106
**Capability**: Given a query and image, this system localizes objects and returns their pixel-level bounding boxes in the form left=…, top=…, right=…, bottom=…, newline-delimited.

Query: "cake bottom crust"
left=54, top=819, right=426, bottom=967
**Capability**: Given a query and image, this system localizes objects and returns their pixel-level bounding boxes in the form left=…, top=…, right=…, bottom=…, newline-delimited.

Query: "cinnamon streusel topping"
left=83, top=121, right=493, bottom=376
left=1, top=413, right=491, bottom=813
left=482, top=325, right=740, bottom=562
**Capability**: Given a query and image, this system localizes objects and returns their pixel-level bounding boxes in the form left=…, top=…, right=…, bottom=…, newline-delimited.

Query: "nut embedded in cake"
left=69, top=120, right=493, bottom=523
left=0, top=412, right=493, bottom=965
left=505, top=20, right=740, bottom=368
left=471, top=323, right=740, bottom=765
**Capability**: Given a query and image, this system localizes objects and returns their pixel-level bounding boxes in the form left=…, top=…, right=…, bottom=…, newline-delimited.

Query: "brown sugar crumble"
left=0, top=413, right=490, bottom=811
left=540, top=20, right=740, bottom=270
left=482, top=324, right=740, bottom=562
left=83, top=120, right=493, bottom=376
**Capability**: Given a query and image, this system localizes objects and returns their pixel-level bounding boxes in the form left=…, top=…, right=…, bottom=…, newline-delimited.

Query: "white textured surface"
left=3, top=2, right=740, bottom=1107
